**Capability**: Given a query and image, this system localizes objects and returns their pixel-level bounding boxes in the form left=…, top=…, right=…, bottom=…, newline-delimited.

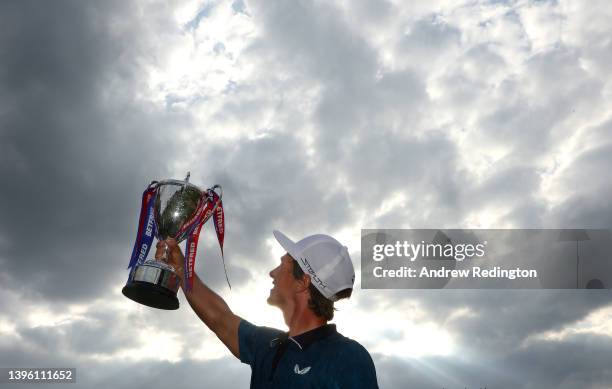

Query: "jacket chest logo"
left=294, top=364, right=311, bottom=375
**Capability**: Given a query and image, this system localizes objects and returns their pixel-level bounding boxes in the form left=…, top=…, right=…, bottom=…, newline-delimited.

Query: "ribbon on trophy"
left=212, top=187, right=225, bottom=257
left=128, top=182, right=158, bottom=270
left=211, top=187, right=229, bottom=288
left=182, top=186, right=229, bottom=292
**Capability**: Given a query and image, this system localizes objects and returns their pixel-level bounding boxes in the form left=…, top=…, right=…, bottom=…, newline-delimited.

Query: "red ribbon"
left=213, top=195, right=224, bottom=257
left=182, top=188, right=227, bottom=291
left=211, top=191, right=230, bottom=289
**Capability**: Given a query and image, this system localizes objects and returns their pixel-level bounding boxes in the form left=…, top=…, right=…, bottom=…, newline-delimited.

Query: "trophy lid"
left=154, top=173, right=221, bottom=199
left=156, top=179, right=203, bottom=190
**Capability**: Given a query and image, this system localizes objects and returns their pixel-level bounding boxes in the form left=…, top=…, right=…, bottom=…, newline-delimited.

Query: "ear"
left=295, top=274, right=311, bottom=294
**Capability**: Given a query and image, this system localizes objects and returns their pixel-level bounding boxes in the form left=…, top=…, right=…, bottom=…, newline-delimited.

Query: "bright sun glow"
left=0, top=318, right=18, bottom=337
left=336, top=298, right=456, bottom=358
left=116, top=328, right=184, bottom=363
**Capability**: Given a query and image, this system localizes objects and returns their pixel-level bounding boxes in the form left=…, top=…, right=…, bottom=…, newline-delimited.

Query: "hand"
left=155, top=239, right=185, bottom=276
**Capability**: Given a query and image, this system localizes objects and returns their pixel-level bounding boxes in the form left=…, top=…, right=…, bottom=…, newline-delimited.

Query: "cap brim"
left=273, top=230, right=299, bottom=260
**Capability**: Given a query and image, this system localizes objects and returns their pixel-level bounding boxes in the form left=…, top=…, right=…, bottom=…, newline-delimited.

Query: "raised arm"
left=155, top=239, right=241, bottom=359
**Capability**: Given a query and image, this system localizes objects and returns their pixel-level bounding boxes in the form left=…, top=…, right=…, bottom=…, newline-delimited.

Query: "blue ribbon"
left=128, top=186, right=157, bottom=269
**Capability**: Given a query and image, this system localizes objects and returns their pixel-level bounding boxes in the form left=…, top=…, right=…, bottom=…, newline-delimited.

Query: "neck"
left=283, top=303, right=327, bottom=337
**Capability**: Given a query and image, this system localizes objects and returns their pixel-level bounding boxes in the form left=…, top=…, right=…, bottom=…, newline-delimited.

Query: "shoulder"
left=238, top=319, right=284, bottom=349
left=328, top=332, right=373, bottom=358
left=323, top=333, right=379, bottom=388
left=320, top=331, right=377, bottom=370
left=239, top=319, right=284, bottom=341
left=238, top=319, right=284, bottom=365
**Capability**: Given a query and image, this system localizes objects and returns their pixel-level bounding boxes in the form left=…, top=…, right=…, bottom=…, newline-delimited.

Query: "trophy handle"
left=209, top=184, right=222, bottom=200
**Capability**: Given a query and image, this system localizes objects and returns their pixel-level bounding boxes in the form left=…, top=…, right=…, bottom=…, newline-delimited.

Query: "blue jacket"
left=238, top=319, right=379, bottom=389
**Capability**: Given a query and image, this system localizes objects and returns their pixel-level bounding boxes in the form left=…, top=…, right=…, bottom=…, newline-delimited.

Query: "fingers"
left=166, top=238, right=178, bottom=249
left=152, top=239, right=184, bottom=268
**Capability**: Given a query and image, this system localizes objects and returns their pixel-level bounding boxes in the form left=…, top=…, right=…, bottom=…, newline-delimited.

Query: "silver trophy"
left=122, top=174, right=221, bottom=310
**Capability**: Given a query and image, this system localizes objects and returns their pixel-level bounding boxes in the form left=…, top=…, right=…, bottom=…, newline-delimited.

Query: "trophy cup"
left=122, top=173, right=225, bottom=310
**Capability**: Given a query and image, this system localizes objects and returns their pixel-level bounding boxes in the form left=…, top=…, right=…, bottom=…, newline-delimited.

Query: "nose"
left=269, top=264, right=280, bottom=279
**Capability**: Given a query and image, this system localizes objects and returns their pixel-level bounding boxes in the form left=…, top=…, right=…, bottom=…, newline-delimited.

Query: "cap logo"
left=300, top=257, right=328, bottom=289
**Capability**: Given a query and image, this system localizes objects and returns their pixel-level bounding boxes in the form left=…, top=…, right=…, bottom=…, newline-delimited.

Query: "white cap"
left=273, top=230, right=355, bottom=301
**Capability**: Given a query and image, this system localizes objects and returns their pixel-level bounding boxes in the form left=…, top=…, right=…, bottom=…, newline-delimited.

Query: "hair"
left=291, top=259, right=352, bottom=321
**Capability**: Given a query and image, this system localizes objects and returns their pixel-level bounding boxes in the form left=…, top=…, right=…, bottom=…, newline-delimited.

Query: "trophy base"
left=122, top=262, right=181, bottom=310
left=122, top=281, right=179, bottom=310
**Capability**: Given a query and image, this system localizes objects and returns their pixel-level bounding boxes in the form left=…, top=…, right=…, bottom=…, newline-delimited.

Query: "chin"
left=267, top=291, right=279, bottom=307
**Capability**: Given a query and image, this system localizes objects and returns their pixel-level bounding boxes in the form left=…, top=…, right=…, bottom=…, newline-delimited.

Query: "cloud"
left=0, top=0, right=188, bottom=302
left=375, top=331, right=612, bottom=389
left=1, top=0, right=612, bottom=388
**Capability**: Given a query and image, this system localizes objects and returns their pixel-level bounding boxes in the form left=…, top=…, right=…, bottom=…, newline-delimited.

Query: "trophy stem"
left=160, top=240, right=170, bottom=262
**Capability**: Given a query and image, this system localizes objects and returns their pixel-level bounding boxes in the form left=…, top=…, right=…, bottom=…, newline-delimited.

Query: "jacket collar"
left=289, top=324, right=337, bottom=350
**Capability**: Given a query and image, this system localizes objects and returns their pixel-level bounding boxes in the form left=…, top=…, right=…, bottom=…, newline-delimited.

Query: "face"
left=267, top=253, right=299, bottom=307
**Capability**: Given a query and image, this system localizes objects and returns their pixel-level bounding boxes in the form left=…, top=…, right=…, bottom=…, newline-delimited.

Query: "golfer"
left=155, top=230, right=378, bottom=388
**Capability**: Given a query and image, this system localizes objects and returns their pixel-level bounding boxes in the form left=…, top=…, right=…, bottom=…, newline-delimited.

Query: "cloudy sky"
left=1, top=0, right=612, bottom=388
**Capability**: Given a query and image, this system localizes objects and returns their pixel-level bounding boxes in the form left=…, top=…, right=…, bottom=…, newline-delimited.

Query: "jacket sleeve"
left=237, top=319, right=258, bottom=365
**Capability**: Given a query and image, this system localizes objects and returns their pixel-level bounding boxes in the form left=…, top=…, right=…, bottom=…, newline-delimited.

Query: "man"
left=155, top=230, right=378, bottom=388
